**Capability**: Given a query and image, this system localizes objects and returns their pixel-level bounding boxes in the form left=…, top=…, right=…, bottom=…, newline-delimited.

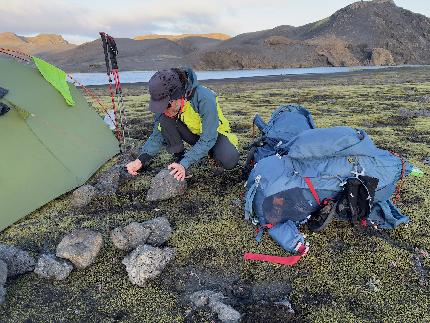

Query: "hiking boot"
left=307, top=200, right=336, bottom=232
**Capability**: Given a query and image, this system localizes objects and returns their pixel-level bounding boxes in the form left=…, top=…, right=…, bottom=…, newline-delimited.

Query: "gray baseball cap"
left=148, top=70, right=185, bottom=113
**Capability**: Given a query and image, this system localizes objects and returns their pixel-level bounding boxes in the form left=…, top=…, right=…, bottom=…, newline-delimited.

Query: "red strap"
left=304, top=177, right=321, bottom=206
left=244, top=252, right=302, bottom=266
left=389, top=151, right=406, bottom=205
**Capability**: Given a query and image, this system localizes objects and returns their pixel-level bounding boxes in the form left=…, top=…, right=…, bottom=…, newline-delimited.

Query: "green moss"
left=1, top=67, right=430, bottom=321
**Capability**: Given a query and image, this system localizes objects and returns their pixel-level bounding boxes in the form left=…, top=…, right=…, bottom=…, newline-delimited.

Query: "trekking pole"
left=99, top=32, right=124, bottom=151
left=103, top=33, right=130, bottom=150
left=112, top=68, right=130, bottom=148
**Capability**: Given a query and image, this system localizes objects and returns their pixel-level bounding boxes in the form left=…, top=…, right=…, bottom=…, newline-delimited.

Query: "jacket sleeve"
left=138, top=114, right=165, bottom=160
left=180, top=95, right=219, bottom=169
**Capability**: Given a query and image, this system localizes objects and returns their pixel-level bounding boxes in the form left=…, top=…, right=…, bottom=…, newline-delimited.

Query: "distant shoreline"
left=86, top=65, right=430, bottom=88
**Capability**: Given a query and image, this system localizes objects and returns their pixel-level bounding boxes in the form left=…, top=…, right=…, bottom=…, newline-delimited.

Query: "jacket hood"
left=184, top=68, right=199, bottom=96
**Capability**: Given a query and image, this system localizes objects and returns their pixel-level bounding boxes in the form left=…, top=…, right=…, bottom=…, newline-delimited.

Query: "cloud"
left=1, top=0, right=428, bottom=44
left=0, top=0, right=231, bottom=41
left=0, top=0, right=107, bottom=36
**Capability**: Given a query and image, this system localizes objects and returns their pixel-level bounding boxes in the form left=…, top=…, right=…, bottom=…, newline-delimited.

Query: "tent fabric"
left=32, top=56, right=75, bottom=106
left=0, top=57, right=119, bottom=231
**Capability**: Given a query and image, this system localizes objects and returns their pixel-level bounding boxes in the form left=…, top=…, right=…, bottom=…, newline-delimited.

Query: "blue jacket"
left=139, top=68, right=220, bottom=169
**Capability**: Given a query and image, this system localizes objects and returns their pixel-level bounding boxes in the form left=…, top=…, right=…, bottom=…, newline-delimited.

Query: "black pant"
left=159, top=114, right=239, bottom=170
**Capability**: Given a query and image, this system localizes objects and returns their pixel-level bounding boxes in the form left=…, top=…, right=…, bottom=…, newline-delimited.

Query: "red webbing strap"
left=304, top=176, right=321, bottom=206
left=390, top=151, right=406, bottom=205
left=244, top=252, right=302, bottom=266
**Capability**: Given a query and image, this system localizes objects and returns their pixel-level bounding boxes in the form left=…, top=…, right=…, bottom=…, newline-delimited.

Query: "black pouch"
left=0, top=102, right=10, bottom=116
left=337, top=175, right=379, bottom=225
left=0, top=86, right=8, bottom=99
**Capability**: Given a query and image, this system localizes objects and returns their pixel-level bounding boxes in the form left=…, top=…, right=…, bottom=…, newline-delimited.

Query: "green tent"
left=0, top=57, right=120, bottom=231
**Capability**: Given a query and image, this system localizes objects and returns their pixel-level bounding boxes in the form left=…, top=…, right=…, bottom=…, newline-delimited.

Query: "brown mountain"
left=44, top=37, right=206, bottom=72
left=35, top=0, right=430, bottom=71
left=0, top=32, right=76, bottom=55
left=134, top=33, right=230, bottom=41
left=44, top=36, right=226, bottom=72
left=196, top=0, right=430, bottom=69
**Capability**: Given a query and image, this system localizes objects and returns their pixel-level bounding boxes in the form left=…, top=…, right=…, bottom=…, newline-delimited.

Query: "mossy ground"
left=1, top=67, right=429, bottom=322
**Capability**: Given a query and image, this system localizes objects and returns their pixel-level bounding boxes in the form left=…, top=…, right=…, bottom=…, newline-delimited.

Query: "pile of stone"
left=0, top=229, right=104, bottom=305
left=72, top=164, right=187, bottom=209
left=0, top=217, right=175, bottom=305
left=35, top=229, right=104, bottom=282
left=110, top=216, right=175, bottom=286
left=0, top=244, right=36, bottom=305
left=71, top=165, right=123, bottom=208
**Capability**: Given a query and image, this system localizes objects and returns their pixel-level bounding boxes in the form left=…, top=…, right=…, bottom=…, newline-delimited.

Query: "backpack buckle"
left=351, top=165, right=365, bottom=178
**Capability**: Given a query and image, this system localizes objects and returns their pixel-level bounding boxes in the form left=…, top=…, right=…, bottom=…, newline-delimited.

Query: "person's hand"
left=126, top=159, right=142, bottom=176
left=168, top=162, right=186, bottom=181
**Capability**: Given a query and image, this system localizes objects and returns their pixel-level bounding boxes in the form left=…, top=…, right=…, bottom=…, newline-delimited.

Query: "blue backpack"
left=243, top=105, right=316, bottom=177
left=244, top=124, right=413, bottom=259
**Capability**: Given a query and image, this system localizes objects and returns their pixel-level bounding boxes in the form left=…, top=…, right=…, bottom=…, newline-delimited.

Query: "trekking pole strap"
left=99, top=32, right=111, bottom=76
left=243, top=252, right=302, bottom=266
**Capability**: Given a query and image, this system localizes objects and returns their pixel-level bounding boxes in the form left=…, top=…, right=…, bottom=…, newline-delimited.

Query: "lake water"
left=69, top=65, right=404, bottom=86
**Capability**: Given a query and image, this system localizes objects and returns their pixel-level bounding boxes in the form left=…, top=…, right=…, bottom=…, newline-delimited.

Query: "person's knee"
left=167, top=142, right=184, bottom=154
left=217, top=148, right=240, bottom=170
left=212, top=135, right=240, bottom=170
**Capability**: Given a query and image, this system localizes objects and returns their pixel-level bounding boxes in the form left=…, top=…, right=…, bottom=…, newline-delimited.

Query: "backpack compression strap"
left=244, top=241, right=308, bottom=266
left=304, top=176, right=321, bottom=206
left=244, top=252, right=302, bottom=266
left=243, top=242, right=309, bottom=266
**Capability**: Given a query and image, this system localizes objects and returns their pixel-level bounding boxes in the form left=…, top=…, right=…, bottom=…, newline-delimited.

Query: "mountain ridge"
left=1, top=0, right=429, bottom=71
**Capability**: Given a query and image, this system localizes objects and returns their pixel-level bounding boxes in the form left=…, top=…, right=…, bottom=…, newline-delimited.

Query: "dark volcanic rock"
left=146, top=169, right=187, bottom=201
left=189, top=290, right=241, bottom=323
left=34, top=254, right=73, bottom=280
left=110, top=222, right=151, bottom=251
left=56, top=230, right=103, bottom=269
left=0, top=244, right=35, bottom=277
left=0, top=286, right=5, bottom=305
left=142, top=217, right=173, bottom=246
left=0, top=260, right=7, bottom=285
left=94, top=165, right=121, bottom=195
left=71, top=185, right=97, bottom=208
left=122, top=245, right=174, bottom=287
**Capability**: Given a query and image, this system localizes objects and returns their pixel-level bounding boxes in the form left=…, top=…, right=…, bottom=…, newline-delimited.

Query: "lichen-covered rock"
left=0, top=244, right=35, bottom=277
left=71, top=185, right=97, bottom=208
left=142, top=217, right=173, bottom=246
left=122, top=245, right=174, bottom=287
left=34, top=254, right=73, bottom=280
left=0, top=286, right=5, bottom=305
left=146, top=169, right=187, bottom=201
left=95, top=165, right=121, bottom=195
left=56, top=230, right=103, bottom=269
left=0, top=259, right=7, bottom=285
left=110, top=222, right=151, bottom=251
left=189, top=290, right=241, bottom=323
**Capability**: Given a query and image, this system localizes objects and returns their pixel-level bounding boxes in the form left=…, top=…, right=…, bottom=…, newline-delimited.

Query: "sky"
left=0, top=0, right=429, bottom=44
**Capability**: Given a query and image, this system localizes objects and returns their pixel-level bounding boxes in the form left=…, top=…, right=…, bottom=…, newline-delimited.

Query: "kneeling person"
left=127, top=68, right=239, bottom=180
